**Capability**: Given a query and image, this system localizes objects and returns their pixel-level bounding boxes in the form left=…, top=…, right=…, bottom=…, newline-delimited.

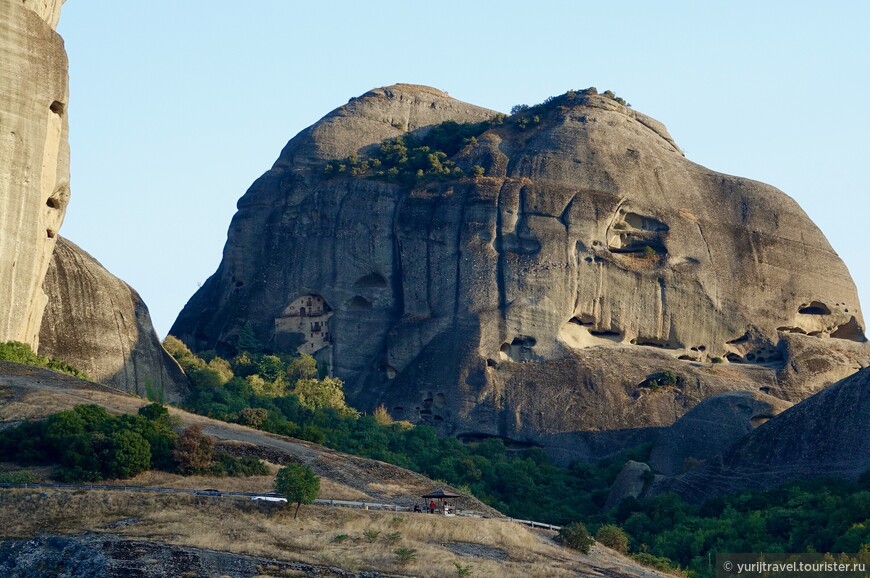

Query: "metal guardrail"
left=0, top=483, right=561, bottom=530
left=508, top=517, right=562, bottom=531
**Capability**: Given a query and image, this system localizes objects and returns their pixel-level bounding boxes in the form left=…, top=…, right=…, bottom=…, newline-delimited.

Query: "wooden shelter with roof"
left=422, top=488, right=461, bottom=515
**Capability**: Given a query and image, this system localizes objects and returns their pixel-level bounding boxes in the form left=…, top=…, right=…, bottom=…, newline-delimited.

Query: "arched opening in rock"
left=590, top=329, right=621, bottom=338
left=798, top=301, right=831, bottom=315
left=726, top=353, right=745, bottom=363
left=499, top=336, right=538, bottom=362
left=46, top=197, right=61, bottom=209
left=831, top=317, right=867, bottom=342
left=608, top=239, right=666, bottom=257
left=634, top=337, right=680, bottom=349
left=623, top=212, right=669, bottom=232
left=559, top=321, right=622, bottom=349
left=49, top=100, right=65, bottom=115
left=46, top=228, right=56, bottom=239
left=347, top=296, right=373, bottom=310
left=353, top=272, right=388, bottom=288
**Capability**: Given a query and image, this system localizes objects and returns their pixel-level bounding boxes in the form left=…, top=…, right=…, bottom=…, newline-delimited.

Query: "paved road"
left=0, top=482, right=562, bottom=530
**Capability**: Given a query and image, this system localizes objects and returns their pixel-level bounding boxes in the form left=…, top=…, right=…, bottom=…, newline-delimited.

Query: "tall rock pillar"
left=0, top=0, right=70, bottom=347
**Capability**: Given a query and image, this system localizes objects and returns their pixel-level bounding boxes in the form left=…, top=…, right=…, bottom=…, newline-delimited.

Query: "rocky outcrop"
left=664, top=366, right=870, bottom=502
left=0, top=533, right=385, bottom=578
left=38, top=237, right=189, bottom=402
left=172, top=84, right=869, bottom=460
left=604, top=460, right=652, bottom=510
left=647, top=391, right=791, bottom=476
left=0, top=0, right=70, bottom=348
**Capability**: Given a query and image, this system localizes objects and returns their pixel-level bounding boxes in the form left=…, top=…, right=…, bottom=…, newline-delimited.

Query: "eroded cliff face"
left=38, top=238, right=189, bottom=402
left=172, top=85, right=869, bottom=460
left=0, top=0, right=69, bottom=348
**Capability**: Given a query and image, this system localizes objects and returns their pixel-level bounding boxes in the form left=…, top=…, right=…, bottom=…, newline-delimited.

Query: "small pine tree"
left=394, top=547, right=417, bottom=566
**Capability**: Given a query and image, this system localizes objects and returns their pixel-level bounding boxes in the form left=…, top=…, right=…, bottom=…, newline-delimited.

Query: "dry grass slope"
left=0, top=361, right=672, bottom=577
left=0, top=488, right=603, bottom=577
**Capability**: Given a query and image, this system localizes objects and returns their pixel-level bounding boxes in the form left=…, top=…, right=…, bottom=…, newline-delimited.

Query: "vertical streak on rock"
left=453, top=188, right=469, bottom=320
left=391, top=190, right=406, bottom=318
left=658, top=276, right=667, bottom=340
left=694, top=221, right=719, bottom=308
left=495, top=181, right=507, bottom=314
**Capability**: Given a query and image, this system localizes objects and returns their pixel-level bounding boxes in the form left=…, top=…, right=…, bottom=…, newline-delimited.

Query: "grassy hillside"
left=0, top=361, right=673, bottom=577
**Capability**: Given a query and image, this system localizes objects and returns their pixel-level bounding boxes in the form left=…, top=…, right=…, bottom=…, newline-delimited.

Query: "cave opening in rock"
left=798, top=301, right=831, bottom=315
left=49, top=100, right=65, bottom=115
left=353, top=272, right=388, bottom=288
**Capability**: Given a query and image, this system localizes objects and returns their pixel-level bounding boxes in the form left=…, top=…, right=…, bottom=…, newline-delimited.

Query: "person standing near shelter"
left=429, top=500, right=436, bottom=514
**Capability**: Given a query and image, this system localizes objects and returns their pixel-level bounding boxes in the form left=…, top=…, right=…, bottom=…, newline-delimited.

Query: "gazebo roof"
left=422, top=487, right=461, bottom=499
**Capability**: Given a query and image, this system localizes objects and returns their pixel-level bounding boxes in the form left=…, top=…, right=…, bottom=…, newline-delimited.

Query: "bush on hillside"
left=558, top=521, right=595, bottom=553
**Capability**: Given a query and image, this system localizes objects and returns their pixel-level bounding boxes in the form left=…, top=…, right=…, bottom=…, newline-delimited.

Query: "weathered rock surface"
left=664, top=366, right=870, bottom=501
left=19, top=0, right=66, bottom=28
left=0, top=533, right=389, bottom=578
left=0, top=0, right=69, bottom=348
left=38, top=237, right=189, bottom=402
left=172, top=84, right=869, bottom=460
left=647, top=391, right=792, bottom=476
left=604, top=460, right=652, bottom=511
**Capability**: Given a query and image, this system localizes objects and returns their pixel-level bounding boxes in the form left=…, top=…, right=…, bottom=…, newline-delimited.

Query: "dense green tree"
left=275, top=463, right=320, bottom=518
left=286, top=354, right=317, bottom=383
left=108, top=430, right=151, bottom=478
left=292, top=376, right=356, bottom=415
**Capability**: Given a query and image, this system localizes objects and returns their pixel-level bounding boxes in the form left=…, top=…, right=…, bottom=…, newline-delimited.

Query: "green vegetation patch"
left=323, top=116, right=503, bottom=183
left=0, top=340, right=88, bottom=380
left=0, top=403, right=267, bottom=482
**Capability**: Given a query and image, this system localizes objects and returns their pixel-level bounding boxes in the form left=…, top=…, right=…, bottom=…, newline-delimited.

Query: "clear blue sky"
left=57, top=1, right=869, bottom=337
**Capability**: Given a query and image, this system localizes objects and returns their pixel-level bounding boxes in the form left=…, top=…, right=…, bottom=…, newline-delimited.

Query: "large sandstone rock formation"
left=662, top=366, right=870, bottom=501
left=0, top=0, right=69, bottom=347
left=38, top=237, right=189, bottom=402
left=172, top=84, right=869, bottom=460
